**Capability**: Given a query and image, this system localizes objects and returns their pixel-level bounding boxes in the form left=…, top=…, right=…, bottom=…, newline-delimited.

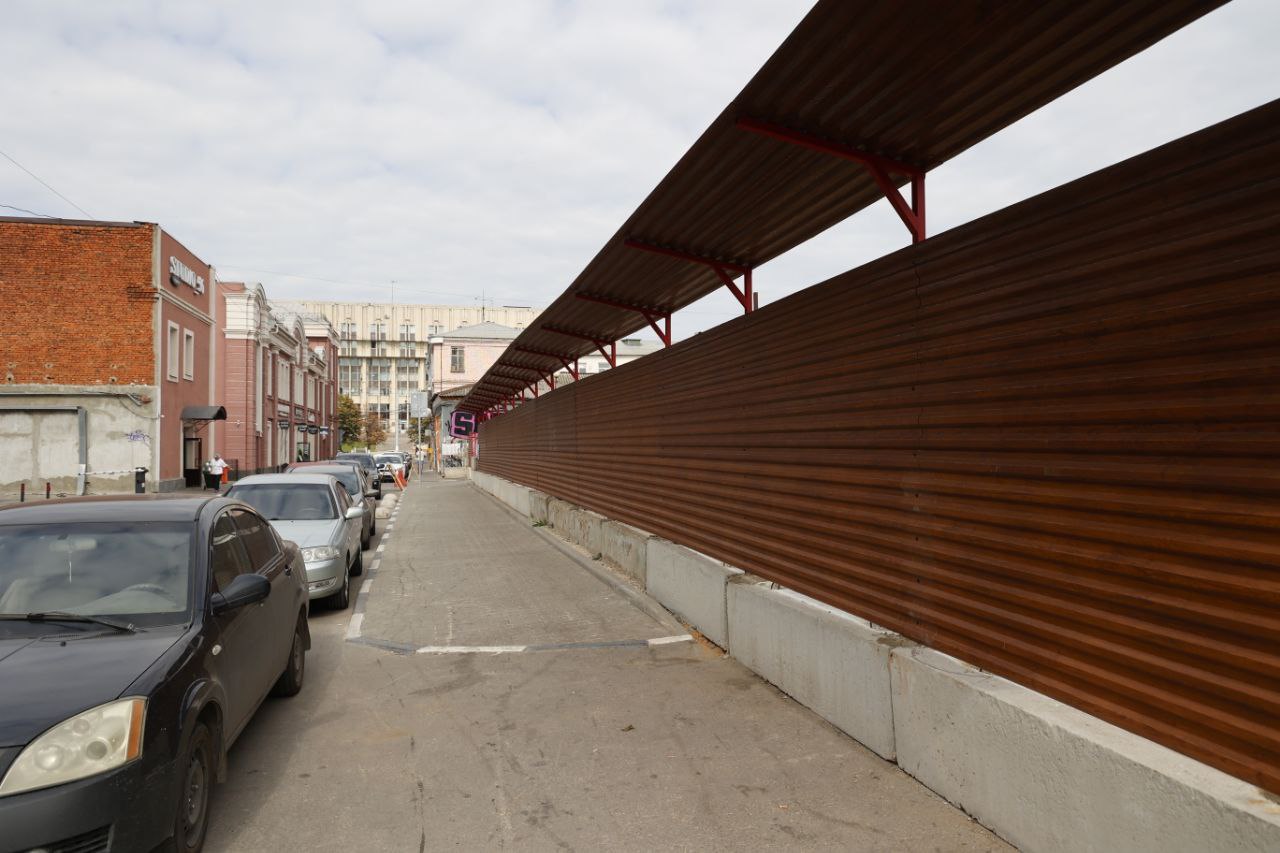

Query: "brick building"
left=218, top=283, right=338, bottom=473
left=0, top=217, right=224, bottom=494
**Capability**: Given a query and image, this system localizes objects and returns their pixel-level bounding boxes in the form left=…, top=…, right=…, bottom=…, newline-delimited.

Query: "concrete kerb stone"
left=645, top=538, right=741, bottom=649
left=727, top=578, right=899, bottom=761
left=890, top=645, right=1280, bottom=853
left=599, top=519, right=651, bottom=585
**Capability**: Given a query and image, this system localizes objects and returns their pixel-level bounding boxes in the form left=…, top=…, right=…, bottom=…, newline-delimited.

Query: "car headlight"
left=301, top=545, right=340, bottom=562
left=0, top=697, right=145, bottom=797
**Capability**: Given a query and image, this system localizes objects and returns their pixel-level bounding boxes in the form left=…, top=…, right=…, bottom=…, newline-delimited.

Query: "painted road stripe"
left=648, top=635, right=694, bottom=646
left=417, top=645, right=528, bottom=655
left=360, top=580, right=373, bottom=594
left=344, top=612, right=364, bottom=640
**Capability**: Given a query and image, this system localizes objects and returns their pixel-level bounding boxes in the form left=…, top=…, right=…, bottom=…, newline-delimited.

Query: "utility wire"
left=0, top=147, right=94, bottom=219
left=223, top=264, right=533, bottom=304
left=0, top=203, right=55, bottom=218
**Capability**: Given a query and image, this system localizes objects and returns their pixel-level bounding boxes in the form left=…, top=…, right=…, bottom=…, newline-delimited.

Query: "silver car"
left=225, top=473, right=365, bottom=609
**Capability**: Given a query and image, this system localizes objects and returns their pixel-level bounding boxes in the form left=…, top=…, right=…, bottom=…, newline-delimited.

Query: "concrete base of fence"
left=469, top=471, right=1280, bottom=853
left=529, top=490, right=549, bottom=524
left=600, top=520, right=650, bottom=584
left=727, top=579, right=898, bottom=761
left=441, top=466, right=470, bottom=479
left=646, top=539, right=740, bottom=649
left=890, top=645, right=1280, bottom=853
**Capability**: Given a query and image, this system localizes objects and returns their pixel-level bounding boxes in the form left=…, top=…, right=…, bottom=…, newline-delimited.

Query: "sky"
left=2, top=1, right=1277, bottom=341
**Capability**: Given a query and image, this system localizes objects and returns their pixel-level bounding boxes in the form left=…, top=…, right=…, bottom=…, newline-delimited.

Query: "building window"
left=340, top=321, right=357, bottom=340
left=166, top=322, right=180, bottom=381
left=369, top=322, right=387, bottom=341
left=398, top=342, right=416, bottom=358
left=371, top=340, right=388, bottom=357
left=450, top=346, right=465, bottom=373
left=369, top=359, right=391, bottom=397
left=339, top=360, right=362, bottom=395
left=182, top=329, right=195, bottom=380
left=398, top=324, right=416, bottom=341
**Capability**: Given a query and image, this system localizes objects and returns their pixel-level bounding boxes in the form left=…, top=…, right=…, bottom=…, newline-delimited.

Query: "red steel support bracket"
left=541, top=325, right=617, bottom=368
left=574, top=292, right=673, bottom=346
left=512, top=345, right=580, bottom=381
left=736, top=117, right=925, bottom=243
left=623, top=239, right=753, bottom=313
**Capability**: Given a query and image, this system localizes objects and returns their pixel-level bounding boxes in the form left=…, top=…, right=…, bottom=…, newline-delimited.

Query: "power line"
left=0, top=202, right=55, bottom=218
left=222, top=264, right=534, bottom=304
left=0, top=148, right=94, bottom=219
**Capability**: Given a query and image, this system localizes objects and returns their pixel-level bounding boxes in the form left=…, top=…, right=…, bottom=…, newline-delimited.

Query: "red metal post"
left=574, top=293, right=673, bottom=346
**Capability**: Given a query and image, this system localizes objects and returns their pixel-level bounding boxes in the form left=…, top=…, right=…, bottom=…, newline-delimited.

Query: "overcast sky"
left=2, top=1, right=1277, bottom=340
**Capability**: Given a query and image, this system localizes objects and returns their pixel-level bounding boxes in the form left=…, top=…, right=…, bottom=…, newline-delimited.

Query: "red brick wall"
left=0, top=220, right=155, bottom=384
left=220, top=337, right=263, bottom=471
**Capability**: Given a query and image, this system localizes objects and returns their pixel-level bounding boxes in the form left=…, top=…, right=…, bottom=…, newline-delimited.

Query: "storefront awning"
left=181, top=405, right=227, bottom=421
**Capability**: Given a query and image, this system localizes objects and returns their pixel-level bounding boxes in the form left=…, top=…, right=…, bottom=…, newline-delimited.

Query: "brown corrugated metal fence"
left=478, top=101, right=1280, bottom=792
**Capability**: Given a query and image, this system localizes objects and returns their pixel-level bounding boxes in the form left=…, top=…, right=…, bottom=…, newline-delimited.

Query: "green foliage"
left=336, top=395, right=363, bottom=444
left=362, top=412, right=388, bottom=449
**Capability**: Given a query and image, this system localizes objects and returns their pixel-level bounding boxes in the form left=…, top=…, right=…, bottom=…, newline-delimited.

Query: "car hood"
left=270, top=518, right=342, bottom=548
left=0, top=627, right=184, bottom=747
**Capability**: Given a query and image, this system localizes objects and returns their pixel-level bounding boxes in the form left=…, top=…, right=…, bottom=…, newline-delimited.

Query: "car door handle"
left=285, top=566, right=293, bottom=576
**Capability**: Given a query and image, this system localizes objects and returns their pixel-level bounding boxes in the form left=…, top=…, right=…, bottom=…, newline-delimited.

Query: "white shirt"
left=209, top=458, right=228, bottom=474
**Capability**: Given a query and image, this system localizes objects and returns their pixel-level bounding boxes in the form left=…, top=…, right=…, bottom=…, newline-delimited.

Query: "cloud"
left=2, top=1, right=1276, bottom=338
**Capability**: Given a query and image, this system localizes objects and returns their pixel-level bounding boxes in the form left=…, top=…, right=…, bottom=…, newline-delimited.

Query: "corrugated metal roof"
left=461, top=0, right=1225, bottom=413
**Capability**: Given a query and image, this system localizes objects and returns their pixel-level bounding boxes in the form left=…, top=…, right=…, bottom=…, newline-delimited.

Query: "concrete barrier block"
left=547, top=498, right=574, bottom=531
left=727, top=581, right=897, bottom=760
left=473, top=471, right=495, bottom=493
left=565, top=507, right=605, bottom=554
left=645, top=539, right=741, bottom=648
left=599, top=520, right=650, bottom=584
left=890, top=645, right=1280, bottom=853
left=441, top=467, right=469, bottom=479
left=528, top=490, right=549, bottom=524
left=505, top=483, right=531, bottom=518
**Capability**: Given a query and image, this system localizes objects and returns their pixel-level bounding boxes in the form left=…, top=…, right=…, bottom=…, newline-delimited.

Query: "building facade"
left=275, top=301, right=539, bottom=427
left=0, top=217, right=222, bottom=494
left=218, top=285, right=339, bottom=474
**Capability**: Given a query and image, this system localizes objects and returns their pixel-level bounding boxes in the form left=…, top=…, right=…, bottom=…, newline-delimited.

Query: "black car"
left=0, top=495, right=309, bottom=853
left=334, top=452, right=381, bottom=498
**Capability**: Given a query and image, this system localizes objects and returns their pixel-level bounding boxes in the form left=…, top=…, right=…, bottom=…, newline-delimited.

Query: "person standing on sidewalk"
left=206, top=453, right=228, bottom=491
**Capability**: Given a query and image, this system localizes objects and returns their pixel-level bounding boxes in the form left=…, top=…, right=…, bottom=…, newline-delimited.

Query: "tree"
left=336, top=395, right=362, bottom=447
left=362, top=412, right=387, bottom=449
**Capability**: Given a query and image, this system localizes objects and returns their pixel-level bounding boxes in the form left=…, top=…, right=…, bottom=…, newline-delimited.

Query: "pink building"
left=217, top=283, right=338, bottom=475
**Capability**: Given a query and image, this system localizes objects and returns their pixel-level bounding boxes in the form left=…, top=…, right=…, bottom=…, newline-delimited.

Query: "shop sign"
left=278, top=421, right=290, bottom=430
left=168, top=256, right=205, bottom=295
left=307, top=425, right=319, bottom=435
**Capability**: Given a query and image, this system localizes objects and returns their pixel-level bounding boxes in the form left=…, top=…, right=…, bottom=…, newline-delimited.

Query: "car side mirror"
left=211, top=573, right=271, bottom=614
left=345, top=505, right=366, bottom=519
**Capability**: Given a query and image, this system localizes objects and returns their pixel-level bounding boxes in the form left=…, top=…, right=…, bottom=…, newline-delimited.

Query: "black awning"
left=181, top=405, right=227, bottom=421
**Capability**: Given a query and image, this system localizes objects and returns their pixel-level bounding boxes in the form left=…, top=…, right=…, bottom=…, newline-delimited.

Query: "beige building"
left=274, top=301, right=539, bottom=425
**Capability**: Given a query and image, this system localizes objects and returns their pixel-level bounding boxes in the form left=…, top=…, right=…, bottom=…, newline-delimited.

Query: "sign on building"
left=409, top=391, right=430, bottom=418
left=449, top=411, right=477, bottom=437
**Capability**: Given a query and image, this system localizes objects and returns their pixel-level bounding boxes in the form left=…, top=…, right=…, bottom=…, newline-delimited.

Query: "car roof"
left=0, top=494, right=227, bottom=525
left=232, top=473, right=340, bottom=487
left=286, top=464, right=359, bottom=476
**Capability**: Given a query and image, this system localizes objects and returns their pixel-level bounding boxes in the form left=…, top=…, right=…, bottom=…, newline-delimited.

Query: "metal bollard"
left=19, top=483, right=25, bottom=502
left=45, top=482, right=51, bottom=499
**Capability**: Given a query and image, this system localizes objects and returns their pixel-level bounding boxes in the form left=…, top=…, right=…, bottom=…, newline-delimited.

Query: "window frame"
left=209, top=510, right=254, bottom=594
left=450, top=346, right=465, bottom=374
left=182, top=328, right=195, bottom=381
left=167, top=322, right=180, bottom=382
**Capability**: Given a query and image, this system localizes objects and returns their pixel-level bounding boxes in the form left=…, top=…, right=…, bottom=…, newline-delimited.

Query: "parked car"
left=225, top=474, right=364, bottom=609
left=397, top=451, right=413, bottom=476
left=0, top=494, right=309, bottom=853
left=334, top=451, right=381, bottom=498
left=374, top=452, right=405, bottom=483
left=284, top=461, right=377, bottom=548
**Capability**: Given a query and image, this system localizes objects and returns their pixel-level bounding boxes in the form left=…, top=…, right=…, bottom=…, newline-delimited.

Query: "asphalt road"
left=204, top=475, right=1011, bottom=852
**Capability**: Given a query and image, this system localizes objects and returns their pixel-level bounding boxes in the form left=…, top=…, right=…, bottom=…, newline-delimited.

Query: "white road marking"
left=648, top=635, right=695, bottom=646
left=416, top=645, right=529, bottom=655
left=345, top=612, right=364, bottom=640
left=360, top=580, right=373, bottom=594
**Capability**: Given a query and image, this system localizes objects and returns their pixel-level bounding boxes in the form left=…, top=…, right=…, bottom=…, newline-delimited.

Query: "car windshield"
left=301, top=469, right=360, bottom=497
left=336, top=454, right=374, bottom=469
left=376, top=455, right=399, bottom=464
left=0, top=521, right=191, bottom=625
left=228, top=484, right=337, bottom=520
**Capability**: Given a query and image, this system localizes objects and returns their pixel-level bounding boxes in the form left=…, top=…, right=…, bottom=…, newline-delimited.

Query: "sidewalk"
left=206, top=475, right=1012, bottom=852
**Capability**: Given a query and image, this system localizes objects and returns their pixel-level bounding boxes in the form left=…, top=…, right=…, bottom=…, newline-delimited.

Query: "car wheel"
left=329, top=563, right=350, bottom=610
left=271, top=616, right=306, bottom=697
left=169, top=721, right=214, bottom=853
left=369, top=512, right=377, bottom=536
left=350, top=548, right=364, bottom=577
left=361, top=524, right=371, bottom=550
